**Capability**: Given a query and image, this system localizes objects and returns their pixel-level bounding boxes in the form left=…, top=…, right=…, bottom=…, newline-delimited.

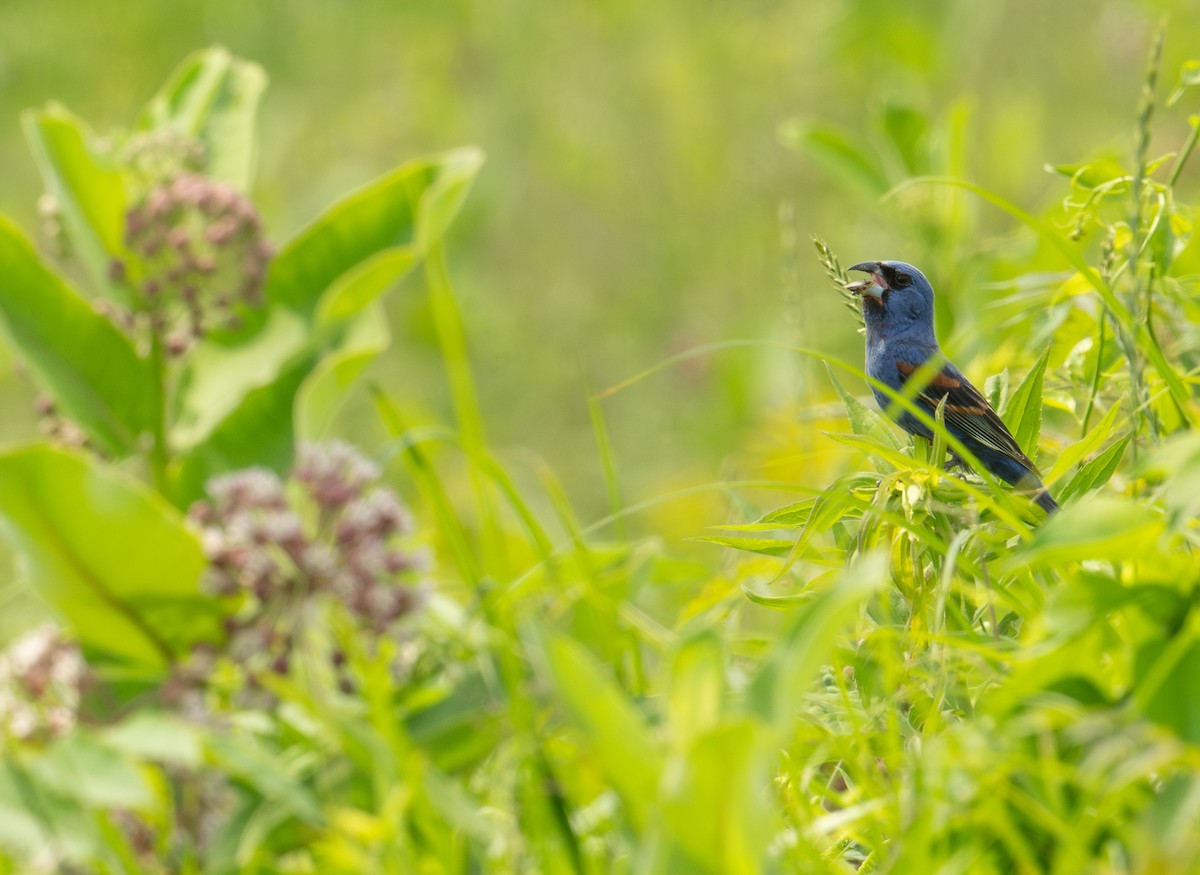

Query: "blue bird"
left=845, top=260, right=1059, bottom=514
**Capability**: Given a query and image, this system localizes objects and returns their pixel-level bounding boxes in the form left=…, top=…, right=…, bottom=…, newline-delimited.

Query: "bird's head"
left=844, top=260, right=935, bottom=338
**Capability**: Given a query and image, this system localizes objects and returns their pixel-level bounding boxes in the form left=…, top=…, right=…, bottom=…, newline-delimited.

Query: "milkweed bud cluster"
left=117, top=173, right=272, bottom=355
left=0, top=624, right=86, bottom=742
left=186, top=441, right=427, bottom=687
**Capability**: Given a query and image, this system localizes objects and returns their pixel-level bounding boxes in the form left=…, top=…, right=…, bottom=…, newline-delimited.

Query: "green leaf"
left=778, top=120, right=889, bottom=197
left=881, top=102, right=928, bottom=174
left=1000, top=344, right=1051, bottom=463
left=0, top=217, right=156, bottom=456
left=206, top=731, right=324, bottom=824
left=747, top=552, right=885, bottom=732
left=1134, top=613, right=1200, bottom=745
left=1043, top=402, right=1123, bottom=485
left=170, top=308, right=308, bottom=451
left=667, top=629, right=725, bottom=751
left=0, top=446, right=219, bottom=673
left=826, top=363, right=901, bottom=454
left=535, top=631, right=663, bottom=833
left=691, top=535, right=794, bottom=557
left=297, top=302, right=391, bottom=440
left=314, top=247, right=418, bottom=329
left=100, top=712, right=205, bottom=767
left=1015, top=498, right=1165, bottom=567
left=1168, top=59, right=1200, bottom=107
left=137, top=46, right=267, bottom=191
left=1046, top=156, right=1129, bottom=189
left=21, top=106, right=127, bottom=300
left=658, top=718, right=775, bottom=875
left=267, top=147, right=483, bottom=320
left=1057, top=437, right=1129, bottom=504
left=170, top=351, right=315, bottom=505
left=26, top=732, right=153, bottom=810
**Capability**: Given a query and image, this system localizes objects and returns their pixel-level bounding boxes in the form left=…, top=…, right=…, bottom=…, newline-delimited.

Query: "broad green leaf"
left=170, top=351, right=315, bottom=506
left=101, top=712, right=204, bottom=766
left=267, top=147, right=483, bottom=320
left=0, top=446, right=218, bottom=672
left=314, top=246, right=418, bottom=329
left=171, top=307, right=308, bottom=451
left=297, top=302, right=390, bottom=440
left=1044, top=401, right=1123, bottom=485
left=659, top=719, right=775, bottom=875
left=1000, top=344, right=1051, bottom=463
left=747, top=552, right=885, bottom=732
left=1015, top=498, right=1164, bottom=567
left=667, top=629, right=725, bottom=751
left=0, top=217, right=156, bottom=456
left=137, top=46, right=267, bottom=191
left=25, top=732, right=153, bottom=809
left=21, top=106, right=127, bottom=300
left=778, top=120, right=888, bottom=197
left=1057, top=437, right=1129, bottom=504
left=536, top=632, right=663, bottom=832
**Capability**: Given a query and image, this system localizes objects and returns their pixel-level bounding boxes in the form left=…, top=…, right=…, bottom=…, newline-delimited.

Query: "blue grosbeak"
left=845, top=260, right=1059, bottom=514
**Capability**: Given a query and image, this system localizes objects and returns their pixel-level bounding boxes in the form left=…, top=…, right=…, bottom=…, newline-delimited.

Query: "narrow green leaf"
left=1057, top=437, right=1129, bottom=503
left=825, top=363, right=901, bottom=451
left=536, top=632, right=663, bottom=833
left=0, top=446, right=219, bottom=673
left=137, top=46, right=267, bottom=191
left=1044, top=402, right=1123, bottom=485
left=21, top=106, right=127, bottom=299
left=667, top=629, right=725, bottom=751
left=0, top=217, right=156, bottom=456
left=691, top=535, right=793, bottom=557
left=1000, top=344, right=1051, bottom=463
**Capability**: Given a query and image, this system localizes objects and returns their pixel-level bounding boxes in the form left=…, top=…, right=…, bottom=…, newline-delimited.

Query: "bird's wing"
left=895, top=361, right=1038, bottom=473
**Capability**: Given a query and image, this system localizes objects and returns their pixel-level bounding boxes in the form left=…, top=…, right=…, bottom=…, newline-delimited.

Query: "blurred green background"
left=0, top=0, right=1196, bottom=522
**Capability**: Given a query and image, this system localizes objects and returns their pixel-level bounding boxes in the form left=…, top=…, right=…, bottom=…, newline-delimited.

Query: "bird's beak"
left=845, top=261, right=886, bottom=299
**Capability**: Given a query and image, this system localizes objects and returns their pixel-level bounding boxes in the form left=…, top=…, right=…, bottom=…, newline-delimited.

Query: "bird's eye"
left=893, top=273, right=912, bottom=288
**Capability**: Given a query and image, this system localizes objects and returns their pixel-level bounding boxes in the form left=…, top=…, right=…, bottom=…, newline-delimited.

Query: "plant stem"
left=148, top=331, right=170, bottom=493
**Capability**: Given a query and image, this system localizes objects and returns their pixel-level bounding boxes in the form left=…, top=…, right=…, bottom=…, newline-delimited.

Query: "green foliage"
left=2, top=28, right=1200, bottom=875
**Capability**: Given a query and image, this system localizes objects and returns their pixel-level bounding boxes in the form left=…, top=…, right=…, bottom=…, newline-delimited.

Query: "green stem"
left=1167, top=116, right=1200, bottom=188
left=1081, top=310, right=1107, bottom=438
left=148, top=332, right=170, bottom=493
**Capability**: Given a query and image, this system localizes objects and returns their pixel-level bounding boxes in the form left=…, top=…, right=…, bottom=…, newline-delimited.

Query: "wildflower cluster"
left=0, top=624, right=86, bottom=742
left=116, top=172, right=272, bottom=355
left=186, top=442, right=426, bottom=686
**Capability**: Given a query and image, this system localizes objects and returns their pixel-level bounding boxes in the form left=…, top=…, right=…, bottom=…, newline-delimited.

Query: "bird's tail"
left=1033, top=487, right=1060, bottom=515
